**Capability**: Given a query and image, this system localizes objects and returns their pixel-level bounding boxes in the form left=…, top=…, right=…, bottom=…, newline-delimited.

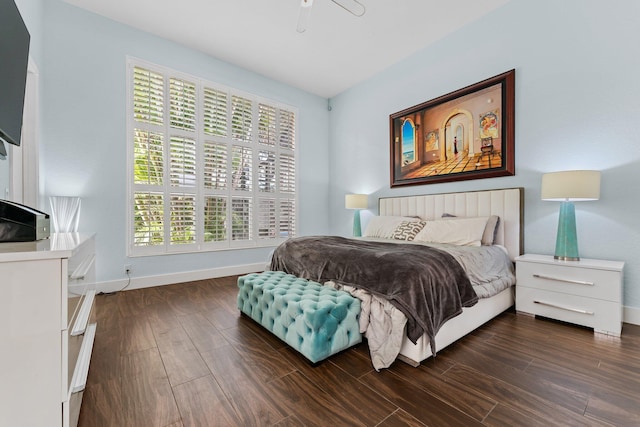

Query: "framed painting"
left=389, top=69, right=515, bottom=187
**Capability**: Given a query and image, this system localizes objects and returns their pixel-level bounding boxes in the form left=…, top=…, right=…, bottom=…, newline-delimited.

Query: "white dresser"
left=515, top=254, right=624, bottom=336
left=0, top=233, right=96, bottom=427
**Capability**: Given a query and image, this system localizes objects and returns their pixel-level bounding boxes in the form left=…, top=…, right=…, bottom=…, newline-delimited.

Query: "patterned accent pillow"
left=391, top=220, right=427, bottom=241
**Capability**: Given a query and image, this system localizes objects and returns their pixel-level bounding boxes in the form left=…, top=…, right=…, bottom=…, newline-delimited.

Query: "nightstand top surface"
left=516, top=253, right=624, bottom=272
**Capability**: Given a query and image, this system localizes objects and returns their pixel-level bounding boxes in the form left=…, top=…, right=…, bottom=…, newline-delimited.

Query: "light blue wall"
left=328, top=0, right=640, bottom=309
left=40, top=0, right=330, bottom=283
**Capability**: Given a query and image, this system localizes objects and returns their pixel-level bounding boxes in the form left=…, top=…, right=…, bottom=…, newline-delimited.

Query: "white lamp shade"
left=49, top=196, right=81, bottom=233
left=345, top=194, right=368, bottom=209
left=541, top=170, right=601, bottom=201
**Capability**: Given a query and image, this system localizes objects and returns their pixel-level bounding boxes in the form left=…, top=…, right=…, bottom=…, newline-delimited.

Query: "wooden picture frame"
left=390, top=69, right=515, bottom=187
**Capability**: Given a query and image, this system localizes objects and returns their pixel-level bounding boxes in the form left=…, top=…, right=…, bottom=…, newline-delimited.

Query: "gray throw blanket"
left=269, top=236, right=478, bottom=355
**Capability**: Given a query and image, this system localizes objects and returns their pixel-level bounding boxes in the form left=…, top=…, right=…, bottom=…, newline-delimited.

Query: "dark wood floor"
left=79, top=276, right=640, bottom=427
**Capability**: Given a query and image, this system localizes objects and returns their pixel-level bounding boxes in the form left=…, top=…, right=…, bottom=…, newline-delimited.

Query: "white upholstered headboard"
left=379, top=188, right=524, bottom=260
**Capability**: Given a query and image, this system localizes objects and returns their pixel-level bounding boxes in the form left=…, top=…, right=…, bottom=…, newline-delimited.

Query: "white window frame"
left=126, top=57, right=298, bottom=257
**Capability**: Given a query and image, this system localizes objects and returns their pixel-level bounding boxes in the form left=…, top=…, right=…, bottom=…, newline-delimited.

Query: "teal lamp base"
left=352, top=209, right=362, bottom=237
left=554, top=201, right=580, bottom=261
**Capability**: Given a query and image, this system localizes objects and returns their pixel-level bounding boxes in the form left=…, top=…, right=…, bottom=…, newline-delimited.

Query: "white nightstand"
left=515, top=254, right=624, bottom=337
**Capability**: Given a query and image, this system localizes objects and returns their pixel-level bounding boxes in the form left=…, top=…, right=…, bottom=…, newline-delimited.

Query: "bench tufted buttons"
left=237, top=271, right=362, bottom=363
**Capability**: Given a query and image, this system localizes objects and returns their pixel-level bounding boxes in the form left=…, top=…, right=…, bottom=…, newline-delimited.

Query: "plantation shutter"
left=203, top=87, right=227, bottom=137
left=279, top=153, right=295, bottom=194
left=258, top=198, right=276, bottom=239
left=133, top=67, right=164, bottom=125
left=279, top=199, right=296, bottom=238
left=128, top=58, right=297, bottom=256
left=231, top=197, right=252, bottom=241
left=169, top=78, right=196, bottom=131
left=203, top=142, right=227, bottom=190
left=231, top=95, right=252, bottom=143
left=169, top=193, right=196, bottom=244
left=279, top=109, right=296, bottom=150
left=132, top=66, right=166, bottom=250
left=203, top=196, right=227, bottom=242
left=133, top=192, right=164, bottom=246
left=258, top=103, right=276, bottom=146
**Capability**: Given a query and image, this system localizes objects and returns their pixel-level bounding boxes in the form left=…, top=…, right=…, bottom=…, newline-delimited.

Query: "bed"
left=270, top=187, right=523, bottom=369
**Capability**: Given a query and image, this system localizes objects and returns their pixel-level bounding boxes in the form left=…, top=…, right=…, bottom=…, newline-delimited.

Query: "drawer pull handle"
left=71, top=290, right=95, bottom=336
left=71, top=322, right=96, bottom=394
left=532, top=274, right=594, bottom=286
left=69, top=254, right=95, bottom=280
left=533, top=300, right=594, bottom=315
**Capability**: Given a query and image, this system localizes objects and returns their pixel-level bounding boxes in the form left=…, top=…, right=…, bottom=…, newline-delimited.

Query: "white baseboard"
left=624, top=305, right=640, bottom=326
left=71, top=262, right=266, bottom=295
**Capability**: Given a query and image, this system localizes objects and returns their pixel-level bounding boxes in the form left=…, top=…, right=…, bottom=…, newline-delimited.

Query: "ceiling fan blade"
left=331, top=0, right=365, bottom=17
left=296, top=0, right=314, bottom=33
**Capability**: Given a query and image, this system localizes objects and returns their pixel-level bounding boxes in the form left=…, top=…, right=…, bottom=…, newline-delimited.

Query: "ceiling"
left=62, top=0, right=510, bottom=98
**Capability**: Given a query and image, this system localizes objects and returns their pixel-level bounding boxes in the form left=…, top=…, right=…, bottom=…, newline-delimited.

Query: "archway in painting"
left=441, top=109, right=474, bottom=160
left=401, top=118, right=416, bottom=166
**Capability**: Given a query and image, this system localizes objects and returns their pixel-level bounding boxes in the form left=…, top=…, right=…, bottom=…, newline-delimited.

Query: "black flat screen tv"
left=0, top=0, right=31, bottom=148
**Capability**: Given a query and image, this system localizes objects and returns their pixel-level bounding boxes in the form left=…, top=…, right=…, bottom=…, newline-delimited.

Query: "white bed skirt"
left=396, top=286, right=515, bottom=366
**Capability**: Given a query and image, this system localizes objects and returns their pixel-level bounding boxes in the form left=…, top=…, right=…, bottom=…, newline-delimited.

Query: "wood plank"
left=219, top=325, right=297, bottom=383
left=436, top=341, right=590, bottom=414
left=119, top=351, right=181, bottom=426
left=172, top=375, right=244, bottom=427
left=153, top=327, right=210, bottom=387
left=196, top=343, right=289, bottom=425
left=118, top=314, right=157, bottom=355
left=93, top=293, right=120, bottom=329
left=204, top=306, right=243, bottom=331
left=443, top=364, right=604, bottom=426
left=389, top=360, right=497, bottom=421
left=377, top=409, right=427, bottom=427
left=483, top=403, right=551, bottom=427
left=267, top=371, right=368, bottom=427
left=270, top=414, right=306, bottom=427
left=524, top=358, right=640, bottom=405
left=326, top=343, right=376, bottom=378
left=77, top=379, right=125, bottom=427
left=377, top=409, right=425, bottom=427
left=177, top=311, right=227, bottom=351
left=278, top=346, right=396, bottom=425
left=359, top=369, right=484, bottom=426
left=116, top=288, right=148, bottom=318
left=585, top=387, right=640, bottom=426
left=238, top=313, right=289, bottom=351
left=145, top=301, right=184, bottom=335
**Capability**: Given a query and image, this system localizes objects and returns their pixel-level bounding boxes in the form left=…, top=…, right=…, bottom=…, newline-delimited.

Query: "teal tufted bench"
left=237, top=271, right=362, bottom=364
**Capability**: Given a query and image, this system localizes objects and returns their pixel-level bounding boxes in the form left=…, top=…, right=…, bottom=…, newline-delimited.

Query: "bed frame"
left=378, top=187, right=524, bottom=366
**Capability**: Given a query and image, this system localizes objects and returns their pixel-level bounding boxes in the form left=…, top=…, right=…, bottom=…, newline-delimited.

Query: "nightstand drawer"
left=517, top=262, right=621, bottom=302
left=516, top=287, right=622, bottom=336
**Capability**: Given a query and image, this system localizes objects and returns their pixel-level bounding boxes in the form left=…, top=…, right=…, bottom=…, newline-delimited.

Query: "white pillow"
left=363, top=216, right=421, bottom=239
left=414, top=216, right=489, bottom=246
left=441, top=214, right=500, bottom=245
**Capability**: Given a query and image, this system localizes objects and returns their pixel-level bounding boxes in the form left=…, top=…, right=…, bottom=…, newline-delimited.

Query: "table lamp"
left=541, top=170, right=600, bottom=261
left=345, top=194, right=368, bottom=237
left=49, top=196, right=82, bottom=233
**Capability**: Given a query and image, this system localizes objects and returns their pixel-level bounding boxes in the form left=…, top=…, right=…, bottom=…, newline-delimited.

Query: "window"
left=127, top=58, right=297, bottom=256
